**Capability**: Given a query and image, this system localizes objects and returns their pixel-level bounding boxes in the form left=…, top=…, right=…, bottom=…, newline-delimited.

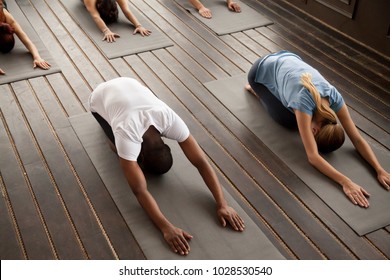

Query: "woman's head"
left=301, top=73, right=345, bottom=153
left=139, top=144, right=173, bottom=175
left=315, top=123, right=345, bottom=153
left=96, top=0, right=118, bottom=24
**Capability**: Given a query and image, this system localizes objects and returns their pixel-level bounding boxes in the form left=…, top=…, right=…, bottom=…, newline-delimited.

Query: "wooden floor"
left=0, top=0, right=389, bottom=260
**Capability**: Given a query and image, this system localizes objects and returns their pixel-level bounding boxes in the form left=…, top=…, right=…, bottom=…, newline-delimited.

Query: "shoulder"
left=3, top=9, right=15, bottom=25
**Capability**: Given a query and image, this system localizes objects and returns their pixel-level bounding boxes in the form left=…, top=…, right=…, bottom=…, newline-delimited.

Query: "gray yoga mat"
left=0, top=1, right=61, bottom=85
left=204, top=74, right=390, bottom=236
left=174, top=0, right=273, bottom=35
left=69, top=113, right=285, bottom=259
left=59, top=0, right=173, bottom=59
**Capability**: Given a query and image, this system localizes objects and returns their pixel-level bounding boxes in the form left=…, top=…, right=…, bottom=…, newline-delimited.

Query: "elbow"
left=307, top=153, right=319, bottom=167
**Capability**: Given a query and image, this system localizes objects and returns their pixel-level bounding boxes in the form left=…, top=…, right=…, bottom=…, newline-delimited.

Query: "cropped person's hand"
left=133, top=25, right=151, bottom=36
left=217, top=205, right=245, bottom=231
left=102, top=29, right=120, bottom=43
left=199, top=7, right=212, bottom=18
left=228, top=2, right=241, bottom=13
left=377, top=169, right=390, bottom=190
left=0, top=68, right=5, bottom=75
left=342, top=180, right=370, bottom=208
left=33, top=58, right=51, bottom=70
left=162, top=225, right=193, bottom=255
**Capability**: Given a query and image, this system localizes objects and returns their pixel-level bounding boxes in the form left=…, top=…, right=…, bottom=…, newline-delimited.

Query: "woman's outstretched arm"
left=4, top=9, right=50, bottom=70
left=116, top=0, right=151, bottom=36
left=294, top=109, right=371, bottom=207
left=336, top=105, right=390, bottom=189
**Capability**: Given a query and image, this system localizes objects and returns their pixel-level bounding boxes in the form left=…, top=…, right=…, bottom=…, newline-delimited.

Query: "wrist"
left=135, top=23, right=141, bottom=28
left=338, top=177, right=352, bottom=188
left=102, top=27, right=110, bottom=34
left=216, top=199, right=228, bottom=209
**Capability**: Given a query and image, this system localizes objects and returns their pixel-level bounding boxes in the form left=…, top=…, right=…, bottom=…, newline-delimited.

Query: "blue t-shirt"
left=255, top=51, right=344, bottom=115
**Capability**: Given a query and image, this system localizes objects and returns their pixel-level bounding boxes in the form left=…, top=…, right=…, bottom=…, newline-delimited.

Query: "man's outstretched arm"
left=119, top=158, right=193, bottom=255
left=179, top=135, right=245, bottom=231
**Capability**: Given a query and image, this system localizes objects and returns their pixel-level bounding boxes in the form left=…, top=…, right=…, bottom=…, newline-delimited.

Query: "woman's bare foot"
left=245, top=84, right=258, bottom=98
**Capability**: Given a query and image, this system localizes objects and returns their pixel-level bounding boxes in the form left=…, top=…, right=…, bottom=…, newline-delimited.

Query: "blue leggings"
left=247, top=57, right=297, bottom=129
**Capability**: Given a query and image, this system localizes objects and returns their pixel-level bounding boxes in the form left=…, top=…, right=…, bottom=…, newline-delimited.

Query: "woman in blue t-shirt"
left=246, top=51, right=389, bottom=208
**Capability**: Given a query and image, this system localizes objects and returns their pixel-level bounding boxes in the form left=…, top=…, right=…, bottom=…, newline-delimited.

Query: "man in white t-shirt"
left=89, top=77, right=245, bottom=255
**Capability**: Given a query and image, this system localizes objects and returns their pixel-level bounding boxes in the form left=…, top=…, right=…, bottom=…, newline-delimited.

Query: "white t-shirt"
left=88, top=77, right=190, bottom=161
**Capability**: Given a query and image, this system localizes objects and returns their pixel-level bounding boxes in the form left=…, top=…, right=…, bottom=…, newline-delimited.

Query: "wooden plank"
left=26, top=77, right=116, bottom=259
left=242, top=28, right=281, bottom=53
left=46, top=0, right=119, bottom=82
left=219, top=34, right=258, bottom=64
left=26, top=0, right=102, bottom=91
left=56, top=125, right=146, bottom=260
left=10, top=80, right=85, bottom=259
left=46, top=74, right=86, bottom=117
left=365, top=230, right=390, bottom=259
left=29, top=77, right=145, bottom=260
left=16, top=0, right=93, bottom=106
left=245, top=0, right=390, bottom=76
left=166, top=46, right=215, bottom=84
left=131, top=0, right=232, bottom=79
left=158, top=0, right=252, bottom=72
left=0, top=174, right=24, bottom=259
left=0, top=90, right=54, bottom=259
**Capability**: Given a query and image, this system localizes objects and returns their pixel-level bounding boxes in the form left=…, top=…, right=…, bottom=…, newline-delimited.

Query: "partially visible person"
left=188, top=0, right=241, bottom=19
left=82, top=0, right=151, bottom=43
left=89, top=77, right=245, bottom=255
left=246, top=50, right=390, bottom=208
left=0, top=0, right=50, bottom=75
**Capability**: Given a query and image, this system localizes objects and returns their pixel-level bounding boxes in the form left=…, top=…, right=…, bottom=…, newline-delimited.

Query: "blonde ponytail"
left=300, top=73, right=337, bottom=124
left=300, top=73, right=345, bottom=153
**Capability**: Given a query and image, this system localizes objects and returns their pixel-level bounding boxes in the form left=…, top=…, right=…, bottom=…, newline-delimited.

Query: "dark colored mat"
left=204, top=74, right=390, bottom=236
left=0, top=1, right=61, bottom=85
left=174, top=0, right=273, bottom=35
left=59, top=0, right=173, bottom=59
left=69, top=113, right=285, bottom=259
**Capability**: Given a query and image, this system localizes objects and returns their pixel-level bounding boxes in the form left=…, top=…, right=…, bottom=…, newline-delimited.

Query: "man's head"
left=139, top=144, right=173, bottom=175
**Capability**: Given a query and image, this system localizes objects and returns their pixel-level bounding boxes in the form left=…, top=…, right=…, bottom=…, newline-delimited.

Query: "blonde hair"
left=301, top=73, right=345, bottom=153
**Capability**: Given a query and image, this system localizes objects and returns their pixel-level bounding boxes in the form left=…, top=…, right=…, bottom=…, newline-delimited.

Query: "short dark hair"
left=96, top=0, right=118, bottom=24
left=140, top=144, right=173, bottom=175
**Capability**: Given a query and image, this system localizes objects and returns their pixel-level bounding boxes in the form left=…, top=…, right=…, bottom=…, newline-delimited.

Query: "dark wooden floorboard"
left=0, top=170, right=24, bottom=260
left=1, top=0, right=388, bottom=260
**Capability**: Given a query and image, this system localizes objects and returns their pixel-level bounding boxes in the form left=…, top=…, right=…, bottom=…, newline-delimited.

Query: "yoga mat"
left=174, top=0, right=273, bottom=35
left=204, top=74, right=390, bottom=236
left=59, top=0, right=173, bottom=59
left=0, top=1, right=61, bottom=85
left=69, top=113, right=285, bottom=259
